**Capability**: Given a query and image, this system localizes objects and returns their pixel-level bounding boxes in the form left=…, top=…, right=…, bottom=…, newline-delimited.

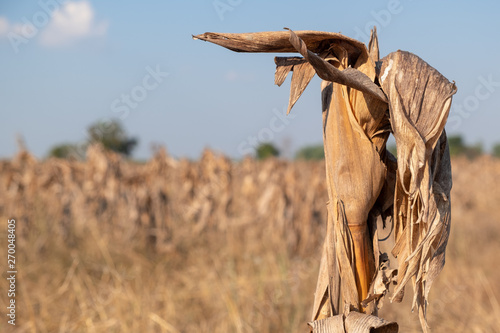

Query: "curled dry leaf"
left=308, top=311, right=398, bottom=333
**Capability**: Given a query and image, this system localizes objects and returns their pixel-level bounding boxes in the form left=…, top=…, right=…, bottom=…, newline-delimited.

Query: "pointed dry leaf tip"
left=368, top=26, right=380, bottom=63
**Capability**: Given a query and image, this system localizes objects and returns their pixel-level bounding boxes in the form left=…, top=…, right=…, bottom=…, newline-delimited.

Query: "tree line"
left=48, top=119, right=500, bottom=160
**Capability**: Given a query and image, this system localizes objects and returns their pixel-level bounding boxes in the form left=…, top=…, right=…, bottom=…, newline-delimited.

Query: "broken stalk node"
left=348, top=223, right=375, bottom=311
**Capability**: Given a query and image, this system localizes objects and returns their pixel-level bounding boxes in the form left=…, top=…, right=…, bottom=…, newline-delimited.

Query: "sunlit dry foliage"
left=0, top=148, right=499, bottom=332
left=194, top=27, right=457, bottom=332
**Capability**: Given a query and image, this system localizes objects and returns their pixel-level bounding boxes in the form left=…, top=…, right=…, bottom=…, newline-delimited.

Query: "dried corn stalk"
left=194, top=27, right=456, bottom=332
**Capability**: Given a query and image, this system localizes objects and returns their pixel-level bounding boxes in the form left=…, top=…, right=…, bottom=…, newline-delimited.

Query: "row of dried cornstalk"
left=3, top=144, right=500, bottom=256
left=0, top=144, right=329, bottom=255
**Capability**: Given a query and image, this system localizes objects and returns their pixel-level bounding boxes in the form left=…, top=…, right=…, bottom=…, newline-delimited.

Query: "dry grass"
left=0, top=145, right=499, bottom=332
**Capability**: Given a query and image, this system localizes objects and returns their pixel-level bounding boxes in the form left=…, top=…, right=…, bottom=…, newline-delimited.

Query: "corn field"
left=0, top=144, right=499, bottom=332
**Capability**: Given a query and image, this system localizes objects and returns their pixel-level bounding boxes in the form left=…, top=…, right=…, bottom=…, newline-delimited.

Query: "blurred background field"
left=1, top=145, right=499, bottom=332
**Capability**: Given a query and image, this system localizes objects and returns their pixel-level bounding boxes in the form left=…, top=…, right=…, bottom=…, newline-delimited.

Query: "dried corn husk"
left=195, top=27, right=456, bottom=332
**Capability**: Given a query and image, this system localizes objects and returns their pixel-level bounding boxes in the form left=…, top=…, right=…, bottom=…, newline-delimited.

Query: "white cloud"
left=0, top=1, right=107, bottom=49
left=0, top=17, right=8, bottom=36
left=39, top=0, right=108, bottom=46
left=0, top=16, right=36, bottom=39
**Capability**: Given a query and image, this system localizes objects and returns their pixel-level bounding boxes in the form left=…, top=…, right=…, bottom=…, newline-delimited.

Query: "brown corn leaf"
left=274, top=56, right=306, bottom=86
left=287, top=61, right=316, bottom=114
left=274, top=56, right=316, bottom=114
left=379, top=50, right=456, bottom=331
left=193, top=30, right=366, bottom=54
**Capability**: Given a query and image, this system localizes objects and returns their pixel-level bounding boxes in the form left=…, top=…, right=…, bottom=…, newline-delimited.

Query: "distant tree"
left=256, top=142, right=279, bottom=160
left=448, top=135, right=466, bottom=156
left=447, top=134, right=483, bottom=159
left=493, top=143, right=500, bottom=158
left=295, top=144, right=324, bottom=160
left=87, top=119, right=138, bottom=156
left=47, top=143, right=83, bottom=159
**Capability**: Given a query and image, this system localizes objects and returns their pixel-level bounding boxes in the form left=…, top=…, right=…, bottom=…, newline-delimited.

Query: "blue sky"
left=1, top=0, right=499, bottom=160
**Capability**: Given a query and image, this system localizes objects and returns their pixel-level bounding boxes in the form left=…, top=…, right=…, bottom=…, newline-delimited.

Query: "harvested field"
left=0, top=144, right=499, bottom=332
